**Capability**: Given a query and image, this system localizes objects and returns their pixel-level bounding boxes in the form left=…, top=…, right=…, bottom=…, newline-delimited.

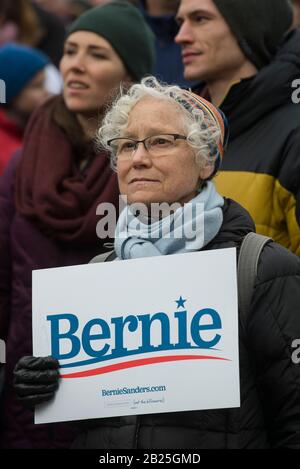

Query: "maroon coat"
left=0, top=148, right=118, bottom=447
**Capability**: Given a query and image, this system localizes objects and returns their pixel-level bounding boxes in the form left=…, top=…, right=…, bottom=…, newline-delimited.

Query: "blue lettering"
left=110, top=315, right=139, bottom=355
left=47, top=314, right=80, bottom=359
left=191, top=308, right=222, bottom=348
left=137, top=312, right=172, bottom=352
left=174, top=310, right=191, bottom=348
left=82, top=318, right=110, bottom=357
left=47, top=306, right=223, bottom=364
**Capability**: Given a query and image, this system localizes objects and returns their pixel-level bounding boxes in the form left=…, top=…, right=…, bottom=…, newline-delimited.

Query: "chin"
left=184, top=64, right=210, bottom=82
left=128, top=197, right=154, bottom=207
left=64, top=102, right=89, bottom=113
left=63, top=96, right=92, bottom=114
left=127, top=193, right=159, bottom=208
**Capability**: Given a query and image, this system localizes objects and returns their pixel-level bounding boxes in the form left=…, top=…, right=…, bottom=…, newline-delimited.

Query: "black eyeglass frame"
left=107, top=133, right=187, bottom=154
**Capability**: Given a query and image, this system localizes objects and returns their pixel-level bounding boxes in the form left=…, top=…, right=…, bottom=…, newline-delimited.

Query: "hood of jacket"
left=220, top=29, right=300, bottom=139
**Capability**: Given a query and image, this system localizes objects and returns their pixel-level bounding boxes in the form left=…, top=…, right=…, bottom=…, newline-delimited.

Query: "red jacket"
left=0, top=109, right=22, bottom=175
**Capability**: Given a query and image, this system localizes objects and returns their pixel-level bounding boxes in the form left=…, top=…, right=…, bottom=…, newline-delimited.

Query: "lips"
left=182, top=52, right=202, bottom=64
left=67, top=80, right=89, bottom=90
left=130, top=178, right=159, bottom=184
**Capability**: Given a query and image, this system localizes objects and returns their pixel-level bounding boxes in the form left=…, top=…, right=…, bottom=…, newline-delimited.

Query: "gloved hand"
left=13, top=356, right=60, bottom=409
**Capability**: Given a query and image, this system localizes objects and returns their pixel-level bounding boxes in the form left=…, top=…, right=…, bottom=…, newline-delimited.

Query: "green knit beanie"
left=212, top=0, right=293, bottom=69
left=67, top=1, right=155, bottom=81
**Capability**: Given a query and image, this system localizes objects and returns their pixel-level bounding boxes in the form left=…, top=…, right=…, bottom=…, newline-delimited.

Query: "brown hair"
left=51, top=95, right=91, bottom=159
left=0, top=0, right=43, bottom=46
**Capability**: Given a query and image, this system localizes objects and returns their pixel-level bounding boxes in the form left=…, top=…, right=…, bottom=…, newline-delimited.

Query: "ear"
left=199, top=165, right=215, bottom=181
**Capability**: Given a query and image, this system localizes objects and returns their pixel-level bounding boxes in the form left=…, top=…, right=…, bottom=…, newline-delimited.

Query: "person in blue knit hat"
left=0, top=43, right=50, bottom=174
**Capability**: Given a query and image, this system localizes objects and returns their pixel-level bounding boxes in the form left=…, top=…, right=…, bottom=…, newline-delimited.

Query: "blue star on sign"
left=175, top=296, right=187, bottom=309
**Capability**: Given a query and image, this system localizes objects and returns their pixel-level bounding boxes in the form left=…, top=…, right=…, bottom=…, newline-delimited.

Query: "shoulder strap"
left=237, top=232, right=271, bottom=329
left=89, top=250, right=116, bottom=264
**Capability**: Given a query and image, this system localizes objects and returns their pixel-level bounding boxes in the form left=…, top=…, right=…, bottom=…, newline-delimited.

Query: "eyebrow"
left=122, top=129, right=178, bottom=138
left=64, top=41, right=110, bottom=52
left=176, top=8, right=213, bottom=22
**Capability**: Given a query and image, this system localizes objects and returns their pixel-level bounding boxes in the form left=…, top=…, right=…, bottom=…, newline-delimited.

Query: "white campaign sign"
left=33, top=248, right=240, bottom=424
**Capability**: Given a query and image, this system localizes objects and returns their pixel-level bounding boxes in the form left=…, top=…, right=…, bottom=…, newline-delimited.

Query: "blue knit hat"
left=0, top=44, right=49, bottom=105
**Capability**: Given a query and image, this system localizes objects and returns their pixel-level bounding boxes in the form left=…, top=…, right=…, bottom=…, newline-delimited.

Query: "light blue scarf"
left=114, top=181, right=224, bottom=260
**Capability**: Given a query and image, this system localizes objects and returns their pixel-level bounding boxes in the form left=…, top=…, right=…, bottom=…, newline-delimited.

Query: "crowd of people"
left=0, top=0, right=300, bottom=450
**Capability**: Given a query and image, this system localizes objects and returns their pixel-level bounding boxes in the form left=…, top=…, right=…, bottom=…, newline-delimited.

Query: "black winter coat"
left=213, top=30, right=300, bottom=255
left=72, top=199, right=300, bottom=449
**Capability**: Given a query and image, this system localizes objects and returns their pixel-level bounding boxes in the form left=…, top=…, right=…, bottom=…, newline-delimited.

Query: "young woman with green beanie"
left=0, top=1, right=155, bottom=449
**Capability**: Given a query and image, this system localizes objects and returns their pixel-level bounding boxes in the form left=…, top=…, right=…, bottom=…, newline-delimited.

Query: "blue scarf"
left=114, top=182, right=224, bottom=260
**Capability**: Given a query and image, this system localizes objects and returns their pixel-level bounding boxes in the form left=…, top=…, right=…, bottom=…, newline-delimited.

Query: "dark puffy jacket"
left=72, top=199, right=300, bottom=449
left=213, top=29, right=300, bottom=255
left=0, top=152, right=114, bottom=448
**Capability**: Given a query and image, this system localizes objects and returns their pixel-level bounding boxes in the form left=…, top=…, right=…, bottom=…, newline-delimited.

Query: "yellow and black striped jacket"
left=213, top=30, right=300, bottom=256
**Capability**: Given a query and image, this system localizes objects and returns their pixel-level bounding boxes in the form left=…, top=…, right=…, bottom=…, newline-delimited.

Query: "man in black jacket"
left=176, top=0, right=300, bottom=255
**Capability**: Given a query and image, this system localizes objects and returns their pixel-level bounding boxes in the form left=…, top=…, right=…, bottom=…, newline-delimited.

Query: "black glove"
left=13, top=356, right=60, bottom=409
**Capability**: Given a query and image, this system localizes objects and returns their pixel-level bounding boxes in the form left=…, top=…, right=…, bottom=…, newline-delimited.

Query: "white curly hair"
left=97, top=76, right=222, bottom=172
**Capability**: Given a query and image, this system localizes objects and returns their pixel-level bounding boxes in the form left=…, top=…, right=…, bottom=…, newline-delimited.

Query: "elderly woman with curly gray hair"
left=14, top=77, right=300, bottom=449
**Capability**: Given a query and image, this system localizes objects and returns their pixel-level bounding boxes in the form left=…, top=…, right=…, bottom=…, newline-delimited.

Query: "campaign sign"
left=33, top=248, right=240, bottom=424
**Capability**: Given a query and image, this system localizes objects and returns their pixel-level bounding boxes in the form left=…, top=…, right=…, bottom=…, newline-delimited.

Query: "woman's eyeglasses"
left=107, top=134, right=187, bottom=159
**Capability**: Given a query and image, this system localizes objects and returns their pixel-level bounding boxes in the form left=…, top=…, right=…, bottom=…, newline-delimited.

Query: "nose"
left=131, top=141, right=152, bottom=167
left=67, top=52, right=86, bottom=73
left=175, top=21, right=193, bottom=45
